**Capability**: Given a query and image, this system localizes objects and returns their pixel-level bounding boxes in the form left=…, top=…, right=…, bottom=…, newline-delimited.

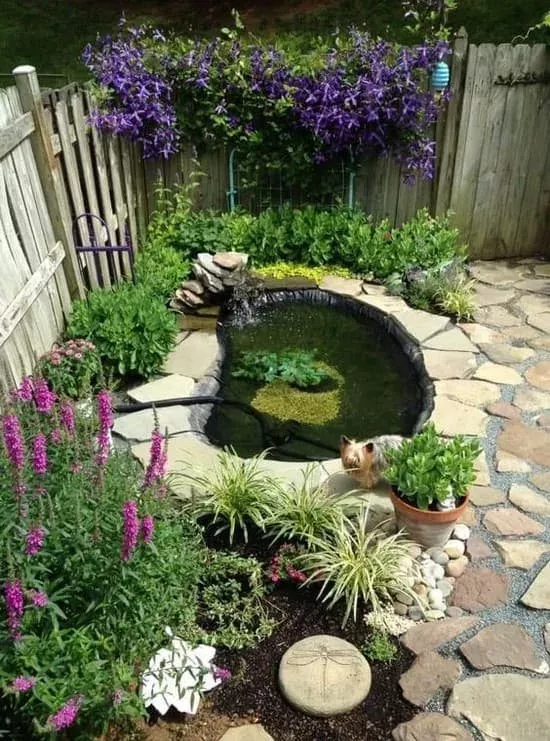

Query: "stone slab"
left=319, top=276, right=363, bottom=296
left=430, top=396, right=488, bottom=437
left=392, top=713, right=473, bottom=741
left=495, top=451, right=532, bottom=473
left=469, top=261, right=526, bottom=286
left=213, top=251, right=247, bottom=271
left=162, top=331, right=220, bottom=379
left=114, top=406, right=194, bottom=442
left=422, top=327, right=479, bottom=353
left=521, top=562, right=550, bottom=609
left=483, top=508, right=544, bottom=536
left=508, top=484, right=550, bottom=516
left=477, top=343, right=535, bottom=365
left=474, top=305, right=522, bottom=328
left=466, top=535, right=493, bottom=561
left=485, top=401, right=521, bottom=420
left=220, top=726, right=274, bottom=741
left=357, top=294, right=409, bottom=313
left=495, top=539, right=550, bottom=570
left=515, top=278, right=550, bottom=294
left=525, top=361, right=550, bottom=392
left=448, top=674, right=550, bottom=741
left=400, top=616, right=479, bottom=655
left=398, top=651, right=461, bottom=707
left=530, top=471, right=550, bottom=492
left=435, top=380, right=501, bottom=408
left=451, top=568, right=508, bottom=613
left=459, top=623, right=548, bottom=673
left=422, top=350, right=477, bottom=380
left=127, top=374, right=196, bottom=404
left=473, top=362, right=523, bottom=385
left=498, top=422, right=550, bottom=468
left=473, top=284, right=516, bottom=307
left=516, top=293, right=550, bottom=316
left=278, top=635, right=371, bottom=717
left=469, top=486, right=505, bottom=507
left=457, top=323, right=502, bottom=344
left=394, top=309, right=450, bottom=343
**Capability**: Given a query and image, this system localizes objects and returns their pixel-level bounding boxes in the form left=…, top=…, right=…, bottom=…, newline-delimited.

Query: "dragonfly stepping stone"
left=278, top=634, right=371, bottom=717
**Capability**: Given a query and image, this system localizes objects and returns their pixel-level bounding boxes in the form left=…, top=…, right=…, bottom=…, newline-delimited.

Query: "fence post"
left=13, top=65, right=84, bottom=301
left=434, top=27, right=469, bottom=216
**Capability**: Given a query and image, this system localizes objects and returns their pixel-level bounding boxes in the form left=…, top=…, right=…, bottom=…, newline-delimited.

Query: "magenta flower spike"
left=4, top=579, right=24, bottom=640
left=60, top=401, right=75, bottom=435
left=32, top=434, right=48, bottom=476
left=120, top=500, right=139, bottom=561
left=33, top=378, right=56, bottom=414
left=25, top=526, right=46, bottom=556
left=2, top=414, right=25, bottom=470
left=48, top=695, right=84, bottom=731
left=11, top=676, right=36, bottom=693
left=141, top=515, right=154, bottom=544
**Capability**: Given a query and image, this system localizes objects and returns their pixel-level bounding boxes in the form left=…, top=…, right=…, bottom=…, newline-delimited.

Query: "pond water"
left=206, top=292, right=423, bottom=460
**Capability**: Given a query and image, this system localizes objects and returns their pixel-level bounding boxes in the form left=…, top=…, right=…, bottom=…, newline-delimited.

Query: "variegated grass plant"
left=298, top=506, right=421, bottom=626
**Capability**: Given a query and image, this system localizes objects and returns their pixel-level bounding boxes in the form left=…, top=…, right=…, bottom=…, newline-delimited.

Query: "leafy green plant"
left=135, top=241, right=191, bottom=300
left=254, top=262, right=354, bottom=282
left=403, top=262, right=475, bottom=321
left=66, top=283, right=177, bottom=379
left=362, top=630, right=399, bottom=662
left=433, top=273, right=475, bottom=321
left=195, top=551, right=276, bottom=648
left=264, top=467, right=354, bottom=545
left=233, top=349, right=329, bottom=388
left=298, top=508, right=420, bottom=626
left=384, top=423, right=481, bottom=510
left=181, top=449, right=279, bottom=543
left=38, top=338, right=102, bottom=398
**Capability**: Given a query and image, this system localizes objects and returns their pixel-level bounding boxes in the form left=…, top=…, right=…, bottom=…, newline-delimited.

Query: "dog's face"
left=339, top=435, right=374, bottom=472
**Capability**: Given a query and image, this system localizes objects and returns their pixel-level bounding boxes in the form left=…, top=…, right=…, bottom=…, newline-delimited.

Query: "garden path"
left=114, top=258, right=550, bottom=741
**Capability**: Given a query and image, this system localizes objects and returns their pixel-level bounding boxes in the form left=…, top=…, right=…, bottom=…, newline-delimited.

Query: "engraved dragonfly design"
left=286, top=643, right=361, bottom=697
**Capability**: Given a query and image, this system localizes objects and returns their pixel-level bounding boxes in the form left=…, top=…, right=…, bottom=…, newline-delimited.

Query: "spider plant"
left=264, top=466, right=359, bottom=546
left=298, top=507, right=420, bottom=627
left=180, top=448, right=279, bottom=543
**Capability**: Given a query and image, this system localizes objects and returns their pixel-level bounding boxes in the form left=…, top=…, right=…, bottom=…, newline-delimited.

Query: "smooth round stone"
left=279, top=635, right=371, bottom=717
left=444, top=539, right=466, bottom=559
left=393, top=601, right=409, bottom=617
left=452, top=524, right=471, bottom=541
left=431, top=563, right=445, bottom=580
left=408, top=606, right=425, bottom=621
left=425, top=609, right=446, bottom=621
left=428, top=588, right=444, bottom=606
left=436, top=579, right=454, bottom=598
left=408, top=544, right=423, bottom=559
left=398, top=555, right=414, bottom=573
left=445, top=555, right=469, bottom=578
left=394, top=590, right=414, bottom=606
left=431, top=550, right=450, bottom=567
left=421, top=575, right=437, bottom=589
left=446, top=606, right=464, bottom=618
left=413, top=583, right=429, bottom=599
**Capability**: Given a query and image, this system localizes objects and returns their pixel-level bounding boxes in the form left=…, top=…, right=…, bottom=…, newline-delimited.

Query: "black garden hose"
left=113, top=396, right=339, bottom=460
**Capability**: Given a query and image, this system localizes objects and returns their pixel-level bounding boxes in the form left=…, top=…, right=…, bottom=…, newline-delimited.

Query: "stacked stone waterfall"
left=170, top=252, right=249, bottom=314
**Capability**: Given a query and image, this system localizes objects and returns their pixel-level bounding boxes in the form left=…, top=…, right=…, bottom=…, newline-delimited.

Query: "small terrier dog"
left=339, top=434, right=404, bottom=489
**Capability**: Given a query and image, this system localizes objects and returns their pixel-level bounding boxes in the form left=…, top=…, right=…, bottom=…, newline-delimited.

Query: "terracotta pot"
left=390, top=487, right=469, bottom=548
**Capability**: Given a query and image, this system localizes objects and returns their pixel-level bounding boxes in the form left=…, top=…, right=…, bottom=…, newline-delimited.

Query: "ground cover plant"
left=0, top=384, right=271, bottom=738
left=233, top=349, right=329, bottom=389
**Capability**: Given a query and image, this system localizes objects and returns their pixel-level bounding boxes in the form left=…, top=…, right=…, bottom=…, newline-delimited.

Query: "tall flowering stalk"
left=4, top=580, right=24, bottom=640
left=120, top=500, right=139, bottom=561
left=96, top=390, right=114, bottom=468
left=32, top=434, right=48, bottom=476
left=47, top=695, right=84, bottom=731
left=142, top=428, right=167, bottom=490
left=60, top=401, right=75, bottom=435
left=25, top=526, right=46, bottom=557
left=141, top=515, right=154, bottom=544
left=2, top=414, right=25, bottom=471
left=17, top=377, right=34, bottom=403
left=33, top=378, right=56, bottom=414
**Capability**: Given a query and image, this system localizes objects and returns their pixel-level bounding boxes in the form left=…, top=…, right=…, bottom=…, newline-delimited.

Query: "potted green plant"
left=384, top=424, right=480, bottom=548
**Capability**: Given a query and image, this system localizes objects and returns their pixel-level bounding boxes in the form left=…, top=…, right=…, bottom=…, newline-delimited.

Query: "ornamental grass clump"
left=181, top=449, right=279, bottom=543
left=298, top=507, right=420, bottom=626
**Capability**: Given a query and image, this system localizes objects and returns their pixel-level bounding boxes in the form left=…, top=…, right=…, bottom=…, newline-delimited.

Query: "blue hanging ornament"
left=431, top=61, right=450, bottom=91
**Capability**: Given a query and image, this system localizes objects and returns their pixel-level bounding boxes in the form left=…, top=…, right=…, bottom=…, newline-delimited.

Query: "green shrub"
left=399, top=263, right=475, bottom=321
left=181, top=449, right=279, bottom=543
left=298, top=508, right=419, bottom=626
left=38, top=338, right=102, bottom=398
left=362, top=630, right=399, bottom=662
left=233, top=349, right=329, bottom=388
left=134, top=242, right=191, bottom=300
left=66, top=283, right=177, bottom=379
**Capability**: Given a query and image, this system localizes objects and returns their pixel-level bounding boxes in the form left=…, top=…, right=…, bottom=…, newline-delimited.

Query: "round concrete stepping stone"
left=278, top=635, right=371, bottom=717
left=495, top=540, right=550, bottom=570
left=525, top=360, right=550, bottom=392
left=459, top=623, right=549, bottom=673
left=398, top=650, right=461, bottom=707
left=392, top=712, right=473, bottom=741
left=448, top=674, right=550, bottom=741
left=220, top=725, right=274, bottom=741
left=451, top=568, right=508, bottom=613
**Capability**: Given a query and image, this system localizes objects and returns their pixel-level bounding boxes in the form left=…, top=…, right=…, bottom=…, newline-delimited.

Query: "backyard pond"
left=207, top=290, right=424, bottom=459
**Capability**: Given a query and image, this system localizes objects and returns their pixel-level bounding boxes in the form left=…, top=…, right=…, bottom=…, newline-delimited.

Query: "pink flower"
left=32, top=434, right=47, bottom=476
left=142, top=430, right=165, bottom=489
left=51, top=428, right=63, bottom=445
left=60, top=402, right=75, bottom=435
left=18, top=377, right=34, bottom=402
left=121, top=501, right=139, bottom=561
left=214, top=667, right=232, bottom=682
left=28, top=589, right=48, bottom=608
left=74, top=352, right=83, bottom=360
left=10, top=676, right=36, bottom=693
left=141, top=515, right=154, bottom=544
left=2, top=414, right=25, bottom=470
left=48, top=695, right=84, bottom=731
left=25, top=526, right=46, bottom=556
left=96, top=390, right=113, bottom=467
left=4, top=580, right=24, bottom=640
left=65, top=348, right=74, bottom=357
left=50, top=354, right=62, bottom=366
left=33, top=379, right=56, bottom=414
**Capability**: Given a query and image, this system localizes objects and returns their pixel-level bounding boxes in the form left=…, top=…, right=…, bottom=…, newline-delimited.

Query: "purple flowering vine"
left=47, top=695, right=84, bottom=731
left=32, top=434, right=48, bottom=476
left=4, top=580, right=24, bottom=640
left=25, top=526, right=46, bottom=557
left=2, top=414, right=25, bottom=471
left=121, top=500, right=139, bottom=561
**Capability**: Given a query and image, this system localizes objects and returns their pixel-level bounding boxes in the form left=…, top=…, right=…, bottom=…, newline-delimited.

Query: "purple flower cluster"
left=96, top=390, right=113, bottom=467
left=33, top=379, right=56, bottom=414
left=27, top=589, right=49, bottom=608
left=17, top=377, right=34, bottom=403
left=140, top=515, right=154, bottom=544
left=25, top=526, right=46, bottom=557
left=3, top=414, right=25, bottom=470
left=4, top=580, right=24, bottom=640
left=10, top=675, right=36, bottom=693
left=214, top=667, right=232, bottom=682
left=48, top=695, right=84, bottom=731
left=60, top=401, right=75, bottom=435
left=83, top=21, right=178, bottom=158
left=32, top=434, right=48, bottom=476
left=121, top=500, right=139, bottom=561
left=142, top=429, right=167, bottom=489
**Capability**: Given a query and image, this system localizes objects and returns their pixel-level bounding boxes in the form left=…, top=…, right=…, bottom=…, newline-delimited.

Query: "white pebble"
left=428, top=588, right=444, bottom=605
left=431, top=563, right=445, bottom=580
left=452, top=524, right=471, bottom=541
left=421, top=575, right=437, bottom=589
left=444, top=539, right=466, bottom=559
